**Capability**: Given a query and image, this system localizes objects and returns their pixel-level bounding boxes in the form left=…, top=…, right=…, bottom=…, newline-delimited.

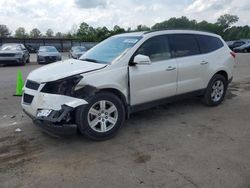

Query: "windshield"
left=0, top=44, right=21, bottom=51
left=72, top=46, right=86, bottom=52
left=39, top=46, right=58, bottom=52
left=80, top=36, right=142, bottom=64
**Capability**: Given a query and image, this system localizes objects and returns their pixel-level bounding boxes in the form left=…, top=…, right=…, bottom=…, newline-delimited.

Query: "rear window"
left=195, top=35, right=224, bottom=53
left=169, top=34, right=200, bottom=58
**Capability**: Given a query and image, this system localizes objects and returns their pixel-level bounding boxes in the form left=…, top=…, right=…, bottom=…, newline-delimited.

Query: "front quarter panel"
left=78, top=65, right=128, bottom=102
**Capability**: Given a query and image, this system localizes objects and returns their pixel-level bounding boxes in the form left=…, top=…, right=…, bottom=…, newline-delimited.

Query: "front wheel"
left=202, top=74, right=227, bottom=106
left=75, top=92, right=126, bottom=141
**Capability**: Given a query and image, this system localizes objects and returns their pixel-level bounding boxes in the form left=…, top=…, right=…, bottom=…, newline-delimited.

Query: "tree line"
left=0, top=14, right=249, bottom=42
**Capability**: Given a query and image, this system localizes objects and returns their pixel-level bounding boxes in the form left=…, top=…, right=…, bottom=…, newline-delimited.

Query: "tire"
left=202, top=74, right=227, bottom=106
left=20, top=57, right=26, bottom=66
left=75, top=92, right=126, bottom=141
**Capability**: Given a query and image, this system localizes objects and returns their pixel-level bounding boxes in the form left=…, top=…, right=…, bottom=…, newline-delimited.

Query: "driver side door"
left=129, top=35, right=178, bottom=106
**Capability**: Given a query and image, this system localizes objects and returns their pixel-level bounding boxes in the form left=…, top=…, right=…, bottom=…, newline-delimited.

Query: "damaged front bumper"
left=22, top=86, right=88, bottom=135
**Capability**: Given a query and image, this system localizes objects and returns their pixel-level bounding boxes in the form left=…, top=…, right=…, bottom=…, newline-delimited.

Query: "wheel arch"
left=99, top=88, right=129, bottom=119
left=215, top=70, right=228, bottom=82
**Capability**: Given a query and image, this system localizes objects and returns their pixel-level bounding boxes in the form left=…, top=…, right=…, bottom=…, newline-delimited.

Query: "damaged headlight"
left=41, top=75, right=83, bottom=96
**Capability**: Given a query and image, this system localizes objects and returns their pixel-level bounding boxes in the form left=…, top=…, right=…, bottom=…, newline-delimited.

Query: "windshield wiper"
left=80, top=58, right=108, bottom=64
left=81, top=58, right=99, bottom=63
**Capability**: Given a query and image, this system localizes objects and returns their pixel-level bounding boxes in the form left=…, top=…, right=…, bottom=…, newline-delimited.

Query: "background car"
left=233, top=43, right=250, bottom=53
left=229, top=40, right=245, bottom=50
left=69, top=46, right=87, bottom=59
left=37, top=46, right=62, bottom=64
left=0, top=43, right=30, bottom=65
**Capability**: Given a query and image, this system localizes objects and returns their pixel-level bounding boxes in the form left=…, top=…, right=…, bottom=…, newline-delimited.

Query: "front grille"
left=0, top=53, right=15, bottom=57
left=23, top=93, right=34, bottom=104
left=45, top=56, right=57, bottom=63
left=26, top=80, right=40, bottom=90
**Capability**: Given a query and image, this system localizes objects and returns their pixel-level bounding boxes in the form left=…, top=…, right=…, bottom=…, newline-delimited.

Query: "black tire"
left=20, top=57, right=26, bottom=66
left=202, top=74, right=228, bottom=106
left=75, top=92, right=126, bottom=141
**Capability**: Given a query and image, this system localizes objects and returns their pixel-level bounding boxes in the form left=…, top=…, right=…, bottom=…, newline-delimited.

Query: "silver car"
left=69, top=46, right=87, bottom=59
left=0, top=43, right=30, bottom=65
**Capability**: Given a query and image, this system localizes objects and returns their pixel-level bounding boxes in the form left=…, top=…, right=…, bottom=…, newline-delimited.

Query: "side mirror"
left=133, top=54, right=151, bottom=65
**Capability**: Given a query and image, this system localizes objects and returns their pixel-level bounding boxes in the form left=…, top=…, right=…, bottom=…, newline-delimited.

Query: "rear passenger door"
left=169, top=34, right=206, bottom=94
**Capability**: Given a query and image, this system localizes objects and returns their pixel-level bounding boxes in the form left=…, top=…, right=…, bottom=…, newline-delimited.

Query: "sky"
left=0, top=0, right=250, bottom=34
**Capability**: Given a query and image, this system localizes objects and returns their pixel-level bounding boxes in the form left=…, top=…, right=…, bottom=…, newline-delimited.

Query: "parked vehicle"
left=69, top=46, right=87, bottom=59
left=25, top=44, right=37, bottom=53
left=228, top=41, right=245, bottom=51
left=0, top=43, right=30, bottom=65
left=37, top=46, right=62, bottom=64
left=22, top=30, right=235, bottom=140
left=233, top=43, right=250, bottom=53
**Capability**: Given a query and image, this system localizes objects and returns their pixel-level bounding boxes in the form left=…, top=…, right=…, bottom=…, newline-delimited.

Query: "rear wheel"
left=202, top=74, right=227, bottom=106
left=76, top=92, right=125, bottom=141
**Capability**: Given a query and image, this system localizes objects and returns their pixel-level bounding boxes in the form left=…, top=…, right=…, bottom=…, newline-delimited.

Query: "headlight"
left=38, top=55, right=45, bottom=60
left=16, top=53, right=23, bottom=57
left=41, top=75, right=83, bottom=96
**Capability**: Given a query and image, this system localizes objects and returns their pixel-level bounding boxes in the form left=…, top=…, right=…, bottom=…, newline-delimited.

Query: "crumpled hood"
left=27, top=59, right=107, bottom=83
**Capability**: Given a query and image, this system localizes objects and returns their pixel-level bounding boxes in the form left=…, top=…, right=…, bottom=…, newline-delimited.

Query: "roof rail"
left=143, top=28, right=216, bottom=35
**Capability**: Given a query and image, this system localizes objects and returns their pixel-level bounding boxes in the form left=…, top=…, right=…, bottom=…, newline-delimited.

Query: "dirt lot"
left=0, top=54, right=250, bottom=188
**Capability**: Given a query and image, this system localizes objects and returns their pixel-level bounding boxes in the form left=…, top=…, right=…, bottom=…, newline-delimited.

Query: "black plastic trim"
left=129, top=89, right=206, bottom=114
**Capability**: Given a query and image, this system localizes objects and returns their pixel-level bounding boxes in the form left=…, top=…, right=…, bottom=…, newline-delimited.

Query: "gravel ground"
left=0, top=53, right=249, bottom=188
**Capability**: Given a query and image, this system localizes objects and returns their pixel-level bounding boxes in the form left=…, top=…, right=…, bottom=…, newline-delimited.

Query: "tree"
left=0, top=25, right=11, bottom=37
left=152, top=16, right=196, bottom=30
left=112, top=25, right=125, bottom=35
left=216, top=14, right=239, bottom=31
left=15, top=27, right=26, bottom=38
left=55, top=32, right=63, bottom=38
left=95, top=27, right=110, bottom=41
left=136, top=25, right=150, bottom=31
left=46, top=28, right=54, bottom=37
left=30, top=28, right=42, bottom=38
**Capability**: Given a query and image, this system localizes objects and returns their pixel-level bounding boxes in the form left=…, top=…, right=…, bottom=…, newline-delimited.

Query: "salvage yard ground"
left=0, top=53, right=250, bottom=188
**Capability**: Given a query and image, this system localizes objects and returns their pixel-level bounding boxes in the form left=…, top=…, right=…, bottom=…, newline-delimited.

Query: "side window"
left=196, top=35, right=224, bottom=53
left=169, top=34, right=200, bottom=58
left=135, top=35, right=171, bottom=62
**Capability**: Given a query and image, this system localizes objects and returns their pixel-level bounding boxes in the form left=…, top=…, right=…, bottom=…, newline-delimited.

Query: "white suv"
left=22, top=30, right=236, bottom=140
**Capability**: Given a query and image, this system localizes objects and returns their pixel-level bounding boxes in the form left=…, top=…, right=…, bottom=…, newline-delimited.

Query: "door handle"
left=166, top=66, right=176, bottom=71
left=200, top=61, right=209, bottom=65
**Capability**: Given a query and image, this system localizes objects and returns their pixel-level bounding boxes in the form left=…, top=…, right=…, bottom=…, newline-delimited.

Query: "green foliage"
left=216, top=14, right=239, bottom=31
left=46, top=28, right=54, bottom=37
left=0, top=25, right=11, bottom=37
left=15, top=27, right=27, bottom=38
left=30, top=28, right=42, bottom=38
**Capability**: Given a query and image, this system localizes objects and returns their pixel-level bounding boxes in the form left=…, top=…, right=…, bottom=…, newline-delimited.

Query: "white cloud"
left=74, top=0, right=108, bottom=8
left=185, top=0, right=250, bottom=25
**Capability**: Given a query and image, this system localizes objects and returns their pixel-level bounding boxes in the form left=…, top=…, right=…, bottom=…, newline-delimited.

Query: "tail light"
left=230, top=51, right=236, bottom=59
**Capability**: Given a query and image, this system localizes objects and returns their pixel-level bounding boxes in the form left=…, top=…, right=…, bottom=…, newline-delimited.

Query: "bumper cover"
left=23, top=106, right=78, bottom=137
left=22, top=86, right=88, bottom=135
left=0, top=57, right=22, bottom=64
